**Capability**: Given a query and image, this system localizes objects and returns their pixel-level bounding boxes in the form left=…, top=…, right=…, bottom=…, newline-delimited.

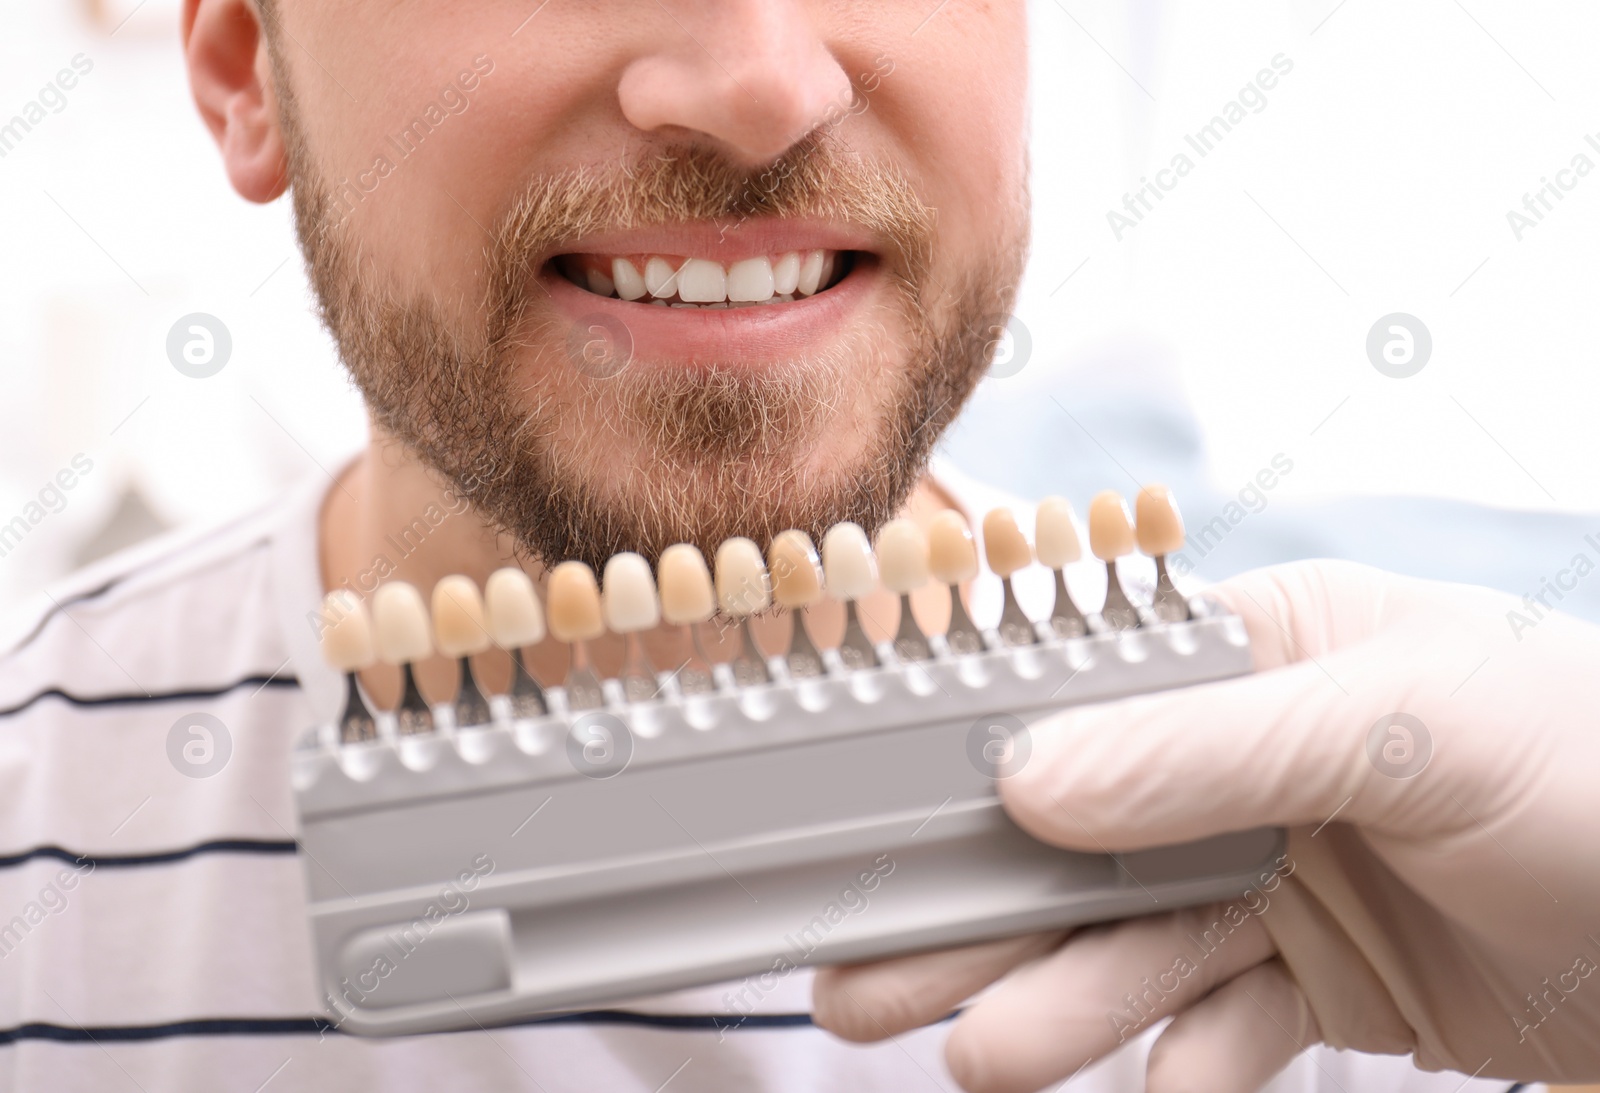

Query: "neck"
left=319, top=427, right=963, bottom=706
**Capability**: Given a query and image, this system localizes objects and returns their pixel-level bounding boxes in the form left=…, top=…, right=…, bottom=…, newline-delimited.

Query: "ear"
left=182, top=0, right=289, bottom=203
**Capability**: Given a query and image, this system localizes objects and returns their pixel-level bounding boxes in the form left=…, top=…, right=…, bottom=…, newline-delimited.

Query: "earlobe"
left=183, top=0, right=290, bottom=203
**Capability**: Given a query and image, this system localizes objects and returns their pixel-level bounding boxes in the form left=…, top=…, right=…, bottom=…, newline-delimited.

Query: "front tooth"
left=773, top=252, right=801, bottom=295
left=821, top=522, right=877, bottom=602
left=645, top=256, right=680, bottom=298
left=796, top=250, right=826, bottom=296
left=612, top=258, right=647, bottom=301
left=818, top=251, right=836, bottom=291
left=677, top=257, right=728, bottom=303
left=727, top=257, right=775, bottom=302
left=586, top=268, right=616, bottom=297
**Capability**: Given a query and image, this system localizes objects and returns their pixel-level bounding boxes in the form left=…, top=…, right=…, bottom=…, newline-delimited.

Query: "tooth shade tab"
left=372, top=581, right=433, bottom=665
left=768, top=530, right=823, bottom=608
left=821, top=522, right=877, bottom=602
left=320, top=589, right=375, bottom=672
left=982, top=508, right=1032, bottom=578
left=658, top=544, right=716, bottom=625
left=715, top=537, right=772, bottom=616
left=602, top=552, right=661, bottom=633
left=431, top=575, right=492, bottom=659
left=875, top=519, right=931, bottom=595
left=1136, top=484, right=1186, bottom=556
left=1089, top=491, right=1136, bottom=561
left=547, top=561, right=605, bottom=643
left=927, top=510, right=979, bottom=584
left=485, top=567, right=545, bottom=648
left=1035, top=497, right=1083, bottom=569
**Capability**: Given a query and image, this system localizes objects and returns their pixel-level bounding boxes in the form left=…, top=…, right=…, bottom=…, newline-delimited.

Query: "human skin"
left=180, top=0, right=1030, bottom=698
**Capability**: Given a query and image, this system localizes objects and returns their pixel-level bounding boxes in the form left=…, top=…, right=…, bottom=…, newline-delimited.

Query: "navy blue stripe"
left=0, top=674, right=300, bottom=720
left=0, top=839, right=299, bottom=872
left=0, top=1010, right=828, bottom=1046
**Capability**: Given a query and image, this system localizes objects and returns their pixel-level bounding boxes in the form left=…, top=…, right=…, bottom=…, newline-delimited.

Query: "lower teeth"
left=650, top=294, right=797, bottom=309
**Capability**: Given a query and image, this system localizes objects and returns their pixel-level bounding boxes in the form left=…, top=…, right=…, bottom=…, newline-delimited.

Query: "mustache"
left=483, top=135, right=936, bottom=336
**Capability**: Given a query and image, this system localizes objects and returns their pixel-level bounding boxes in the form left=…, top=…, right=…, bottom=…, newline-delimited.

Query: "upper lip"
left=542, top=219, right=879, bottom=265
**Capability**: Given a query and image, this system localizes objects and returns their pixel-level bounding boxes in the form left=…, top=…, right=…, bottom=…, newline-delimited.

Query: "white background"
left=2, top=0, right=1597, bottom=614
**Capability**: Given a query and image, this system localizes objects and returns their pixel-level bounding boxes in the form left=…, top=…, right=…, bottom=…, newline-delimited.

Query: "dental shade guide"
left=292, top=484, right=1280, bottom=1037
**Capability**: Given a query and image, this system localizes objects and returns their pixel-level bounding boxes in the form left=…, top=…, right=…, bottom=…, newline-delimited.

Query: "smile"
left=553, top=249, right=857, bottom=309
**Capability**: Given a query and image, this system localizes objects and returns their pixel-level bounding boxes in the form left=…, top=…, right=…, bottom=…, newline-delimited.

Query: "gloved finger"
left=1146, top=958, right=1321, bottom=1093
left=943, top=902, right=1276, bottom=1093
left=996, top=561, right=1473, bottom=853
left=1199, top=558, right=1405, bottom=672
left=999, top=646, right=1400, bottom=852
left=812, top=930, right=1067, bottom=1043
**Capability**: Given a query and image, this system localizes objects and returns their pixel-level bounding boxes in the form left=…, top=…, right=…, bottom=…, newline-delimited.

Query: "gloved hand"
left=813, top=559, right=1600, bottom=1093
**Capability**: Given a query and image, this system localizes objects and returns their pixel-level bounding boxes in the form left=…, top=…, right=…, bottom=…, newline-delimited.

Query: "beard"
left=276, top=86, right=1029, bottom=572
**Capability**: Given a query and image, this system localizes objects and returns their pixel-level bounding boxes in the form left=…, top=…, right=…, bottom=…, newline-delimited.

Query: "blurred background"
left=4, top=0, right=1600, bottom=635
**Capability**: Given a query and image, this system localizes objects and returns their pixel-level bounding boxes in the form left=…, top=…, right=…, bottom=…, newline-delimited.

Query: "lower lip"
left=541, top=257, right=877, bottom=368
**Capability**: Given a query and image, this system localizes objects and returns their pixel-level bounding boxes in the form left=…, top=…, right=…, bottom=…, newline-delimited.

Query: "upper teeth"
left=568, top=250, right=839, bottom=305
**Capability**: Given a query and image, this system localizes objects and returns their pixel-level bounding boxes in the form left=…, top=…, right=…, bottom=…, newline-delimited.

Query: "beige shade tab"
left=981, top=508, right=1032, bottom=578
left=875, top=518, right=931, bottom=595
left=547, top=561, right=605, bottom=644
left=484, top=567, right=545, bottom=648
left=928, top=509, right=979, bottom=584
left=371, top=581, right=433, bottom=665
left=431, top=575, right=493, bottom=659
left=320, top=589, right=375, bottom=672
left=821, top=522, right=877, bottom=602
left=1035, top=496, right=1082, bottom=569
left=1088, top=491, right=1135, bottom=561
left=601, top=552, right=662, bottom=634
left=658, top=543, right=716, bottom=625
left=1135, top=484, right=1186, bottom=556
left=768, top=529, right=823, bottom=608
left=715, top=537, right=772, bottom=617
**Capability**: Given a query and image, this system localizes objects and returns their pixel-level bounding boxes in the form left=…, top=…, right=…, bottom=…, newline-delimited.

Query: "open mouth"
left=552, top=249, right=861, bottom=309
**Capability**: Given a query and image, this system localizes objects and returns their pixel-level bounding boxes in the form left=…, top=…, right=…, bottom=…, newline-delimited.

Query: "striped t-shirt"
left=0, top=464, right=1532, bottom=1093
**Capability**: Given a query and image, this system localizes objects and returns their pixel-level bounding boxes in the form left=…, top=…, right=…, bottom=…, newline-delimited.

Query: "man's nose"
left=617, top=1, right=854, bottom=166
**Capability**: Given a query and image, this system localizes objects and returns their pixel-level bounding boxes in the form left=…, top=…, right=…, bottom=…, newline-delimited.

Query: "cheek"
left=862, top=5, right=1028, bottom=253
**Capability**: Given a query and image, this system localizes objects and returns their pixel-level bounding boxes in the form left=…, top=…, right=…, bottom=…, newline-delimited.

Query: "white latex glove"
left=814, top=559, right=1600, bottom=1093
